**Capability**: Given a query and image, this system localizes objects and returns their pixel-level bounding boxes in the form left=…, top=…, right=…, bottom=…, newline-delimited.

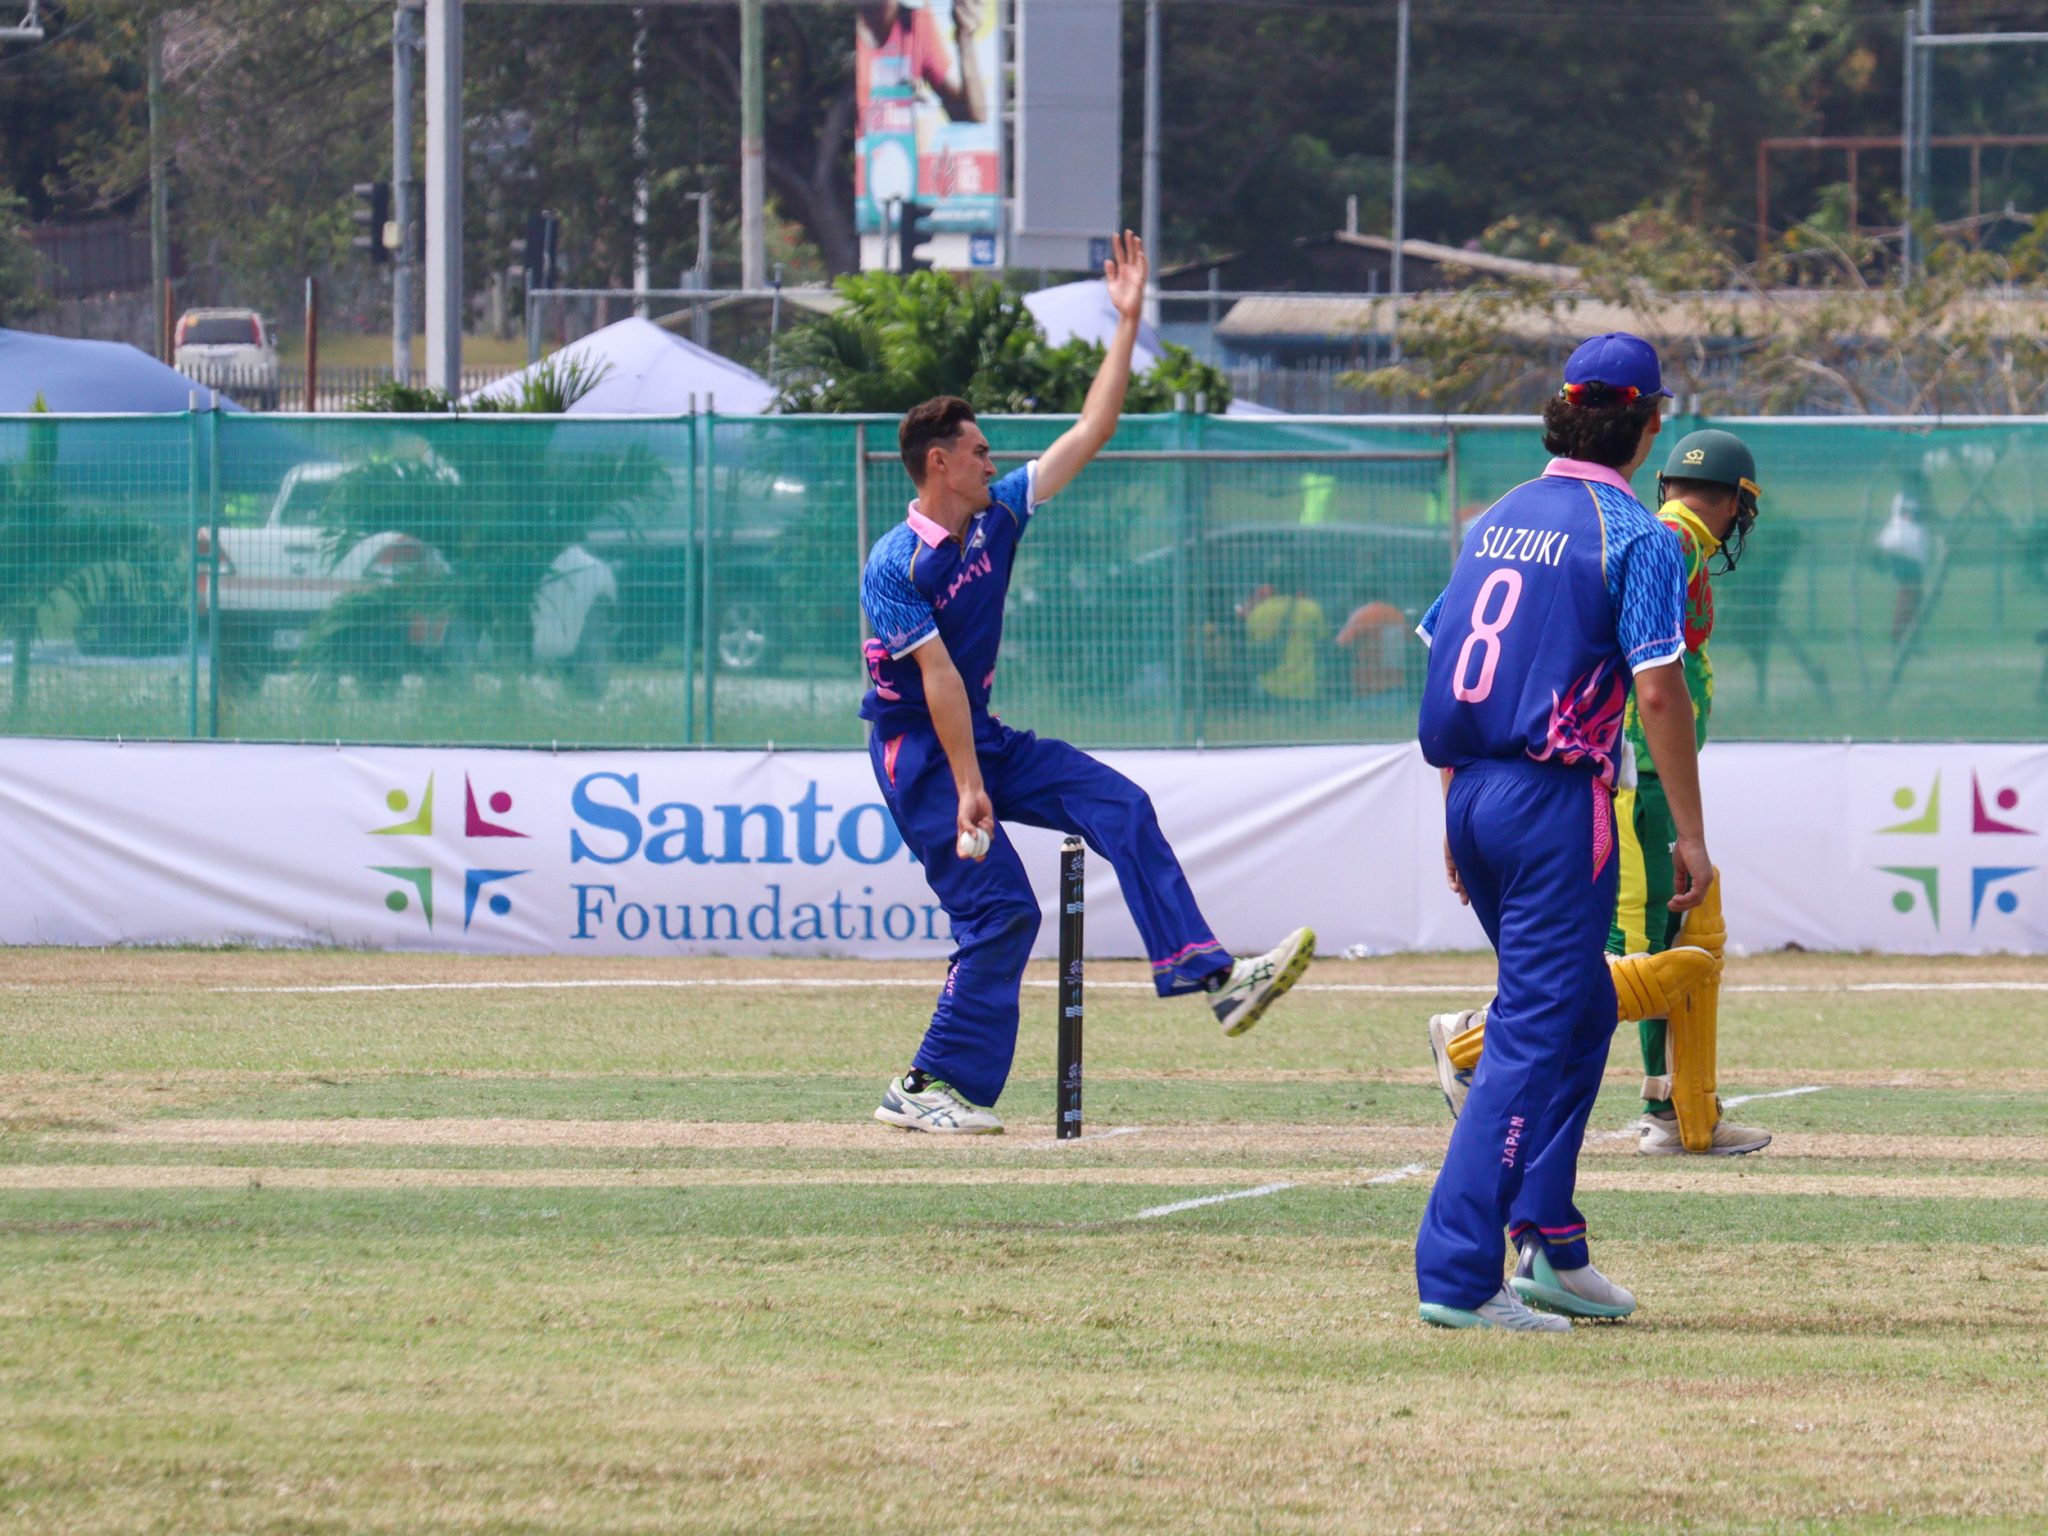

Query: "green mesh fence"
left=3, top=409, right=2046, bottom=747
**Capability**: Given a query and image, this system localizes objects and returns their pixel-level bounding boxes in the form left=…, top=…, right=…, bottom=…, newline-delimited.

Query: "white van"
left=174, top=308, right=280, bottom=408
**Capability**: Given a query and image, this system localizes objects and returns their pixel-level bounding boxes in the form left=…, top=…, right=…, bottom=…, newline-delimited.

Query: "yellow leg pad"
left=1670, top=869, right=1727, bottom=1153
left=1666, top=972, right=1720, bottom=1152
left=1446, top=1017, right=1485, bottom=1072
left=1609, top=947, right=1718, bottom=1023
left=1444, top=938, right=1720, bottom=1076
left=1679, top=866, right=1726, bottom=961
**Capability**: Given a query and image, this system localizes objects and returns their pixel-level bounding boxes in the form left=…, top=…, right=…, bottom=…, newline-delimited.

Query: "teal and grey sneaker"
left=1419, top=1284, right=1571, bottom=1333
left=1427, top=1009, right=1480, bottom=1120
left=1510, top=1240, right=1636, bottom=1320
left=1211, top=927, right=1316, bottom=1037
left=873, top=1075, right=1004, bottom=1135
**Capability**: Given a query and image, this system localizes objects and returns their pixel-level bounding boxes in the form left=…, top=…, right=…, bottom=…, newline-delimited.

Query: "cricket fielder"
left=858, top=232, right=1315, bottom=1136
left=1427, top=430, right=1768, bottom=1157
left=1412, top=333, right=1711, bottom=1330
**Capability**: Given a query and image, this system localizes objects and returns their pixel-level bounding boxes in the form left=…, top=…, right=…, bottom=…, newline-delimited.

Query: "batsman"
left=1428, top=428, right=1770, bottom=1157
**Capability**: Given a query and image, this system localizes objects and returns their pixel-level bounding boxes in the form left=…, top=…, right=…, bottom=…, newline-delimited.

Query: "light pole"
left=1141, top=0, right=1161, bottom=326
left=392, top=3, right=419, bottom=383
left=1390, top=0, right=1410, bottom=361
left=424, top=0, right=463, bottom=393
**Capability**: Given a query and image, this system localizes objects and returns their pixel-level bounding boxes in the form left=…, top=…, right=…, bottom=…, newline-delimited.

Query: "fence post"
left=1187, top=403, right=1208, bottom=747
left=205, top=397, right=222, bottom=739
left=683, top=398, right=698, bottom=744
left=700, top=405, right=718, bottom=744
left=185, top=396, right=202, bottom=737
left=854, top=421, right=870, bottom=673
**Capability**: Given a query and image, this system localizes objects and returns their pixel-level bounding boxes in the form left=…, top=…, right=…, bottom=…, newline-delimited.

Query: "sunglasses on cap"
left=1557, top=381, right=1643, bottom=406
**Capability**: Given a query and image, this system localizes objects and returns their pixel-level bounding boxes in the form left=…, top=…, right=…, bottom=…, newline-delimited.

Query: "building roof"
left=1216, top=287, right=2048, bottom=344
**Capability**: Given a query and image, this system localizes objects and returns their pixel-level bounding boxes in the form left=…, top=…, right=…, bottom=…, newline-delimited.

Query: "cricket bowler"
left=857, top=232, right=1315, bottom=1135
left=1428, top=429, right=1768, bottom=1158
left=1411, top=333, right=1710, bottom=1330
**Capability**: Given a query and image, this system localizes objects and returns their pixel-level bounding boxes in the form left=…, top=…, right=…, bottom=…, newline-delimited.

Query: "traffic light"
left=896, top=200, right=936, bottom=274
left=515, top=211, right=560, bottom=291
left=351, top=181, right=391, bottom=265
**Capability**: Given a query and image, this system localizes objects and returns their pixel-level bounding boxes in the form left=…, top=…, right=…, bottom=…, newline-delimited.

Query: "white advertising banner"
left=0, top=739, right=2043, bottom=957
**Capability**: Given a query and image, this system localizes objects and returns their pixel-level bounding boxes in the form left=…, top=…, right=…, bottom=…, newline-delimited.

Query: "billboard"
left=854, top=0, right=1000, bottom=245
left=7, top=738, right=2048, bottom=957
left=1012, top=0, right=1121, bottom=270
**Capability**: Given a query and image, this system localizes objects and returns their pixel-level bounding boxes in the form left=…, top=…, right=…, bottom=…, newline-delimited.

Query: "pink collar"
left=1542, top=457, right=1637, bottom=496
left=905, top=501, right=955, bottom=548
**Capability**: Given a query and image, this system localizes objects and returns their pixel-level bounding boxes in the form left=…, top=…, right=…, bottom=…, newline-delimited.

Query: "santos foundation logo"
left=1875, top=768, right=2036, bottom=931
left=369, top=772, right=529, bottom=931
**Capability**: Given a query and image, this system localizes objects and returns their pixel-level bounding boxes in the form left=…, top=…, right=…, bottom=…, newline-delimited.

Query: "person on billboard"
left=857, top=0, right=987, bottom=125
left=856, top=233, right=1316, bottom=1135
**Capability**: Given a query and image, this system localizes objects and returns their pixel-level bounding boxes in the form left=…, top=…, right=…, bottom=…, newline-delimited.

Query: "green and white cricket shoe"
left=1419, top=1284, right=1571, bottom=1333
left=1211, top=927, right=1316, bottom=1037
left=873, top=1076, right=1004, bottom=1134
left=1510, top=1241, right=1636, bottom=1320
left=1427, top=1009, right=1481, bottom=1120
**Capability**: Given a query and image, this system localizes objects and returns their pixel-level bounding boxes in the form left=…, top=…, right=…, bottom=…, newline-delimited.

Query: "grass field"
left=3, top=948, right=2046, bottom=1534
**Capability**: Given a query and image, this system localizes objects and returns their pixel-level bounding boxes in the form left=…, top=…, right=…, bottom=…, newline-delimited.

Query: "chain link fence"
left=4, top=409, right=2047, bottom=748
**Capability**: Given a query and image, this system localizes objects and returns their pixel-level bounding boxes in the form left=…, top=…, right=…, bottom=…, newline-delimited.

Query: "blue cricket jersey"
left=859, top=462, right=1042, bottom=734
left=1417, top=459, right=1686, bottom=786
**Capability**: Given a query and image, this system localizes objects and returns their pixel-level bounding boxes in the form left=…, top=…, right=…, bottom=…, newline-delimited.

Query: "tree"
left=0, top=400, right=179, bottom=721
left=0, top=190, right=48, bottom=325
left=1348, top=202, right=2048, bottom=416
left=774, top=271, right=1230, bottom=414
left=300, top=356, right=655, bottom=694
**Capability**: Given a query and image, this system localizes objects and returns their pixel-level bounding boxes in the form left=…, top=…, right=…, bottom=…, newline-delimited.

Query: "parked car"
left=199, top=461, right=616, bottom=693
left=174, top=308, right=280, bottom=410
left=1008, top=520, right=1452, bottom=704
left=590, top=423, right=851, bottom=673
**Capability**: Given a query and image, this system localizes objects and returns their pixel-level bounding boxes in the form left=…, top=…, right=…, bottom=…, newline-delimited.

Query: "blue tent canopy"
left=0, top=329, right=329, bottom=499
left=0, top=327, right=244, bottom=414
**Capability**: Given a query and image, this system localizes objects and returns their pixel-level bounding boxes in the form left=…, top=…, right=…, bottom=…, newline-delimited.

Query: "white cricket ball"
left=956, top=828, right=991, bottom=861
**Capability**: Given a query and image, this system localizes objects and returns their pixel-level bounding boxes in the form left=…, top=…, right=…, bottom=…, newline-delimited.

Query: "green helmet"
left=1658, top=428, right=1761, bottom=573
left=1661, top=429, right=1759, bottom=499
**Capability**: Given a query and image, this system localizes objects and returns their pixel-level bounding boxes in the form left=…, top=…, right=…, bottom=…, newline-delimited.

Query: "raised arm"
left=1035, top=231, right=1147, bottom=503
left=928, top=0, right=988, bottom=124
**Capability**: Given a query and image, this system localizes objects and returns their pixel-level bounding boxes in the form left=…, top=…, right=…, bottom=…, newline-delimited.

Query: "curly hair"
left=1540, top=388, right=1662, bottom=469
left=899, top=395, right=978, bottom=483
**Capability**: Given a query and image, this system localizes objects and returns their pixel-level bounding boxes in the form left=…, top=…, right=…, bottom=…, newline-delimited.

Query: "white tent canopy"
left=465, top=317, right=777, bottom=415
left=1022, top=280, right=1164, bottom=372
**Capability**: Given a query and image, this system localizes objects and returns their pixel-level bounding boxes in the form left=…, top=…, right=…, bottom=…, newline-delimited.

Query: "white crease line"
left=1722, top=1084, right=1829, bottom=1108
left=1127, top=1181, right=1295, bottom=1221
left=1365, top=1162, right=1427, bottom=1185
left=1026, top=1125, right=1146, bottom=1149
left=214, top=977, right=2048, bottom=998
left=1596, top=1084, right=1829, bottom=1141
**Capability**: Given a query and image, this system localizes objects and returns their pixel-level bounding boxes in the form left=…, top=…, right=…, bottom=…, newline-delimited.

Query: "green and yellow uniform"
left=1607, top=499, right=1720, bottom=1112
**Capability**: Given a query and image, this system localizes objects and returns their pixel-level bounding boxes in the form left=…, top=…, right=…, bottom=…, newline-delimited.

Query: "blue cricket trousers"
left=1416, top=757, right=1621, bottom=1308
left=869, top=716, right=1233, bottom=1107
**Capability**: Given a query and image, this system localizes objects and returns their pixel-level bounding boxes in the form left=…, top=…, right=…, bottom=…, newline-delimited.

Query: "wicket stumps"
left=1057, top=836, right=1085, bottom=1139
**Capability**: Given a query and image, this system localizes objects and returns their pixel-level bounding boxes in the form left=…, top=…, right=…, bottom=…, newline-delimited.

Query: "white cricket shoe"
left=1427, top=1009, right=1481, bottom=1120
left=1419, top=1284, right=1571, bottom=1333
left=873, top=1076, right=1004, bottom=1134
left=1211, top=927, right=1316, bottom=1036
left=1638, top=1106, right=1772, bottom=1157
left=1511, top=1240, right=1636, bottom=1320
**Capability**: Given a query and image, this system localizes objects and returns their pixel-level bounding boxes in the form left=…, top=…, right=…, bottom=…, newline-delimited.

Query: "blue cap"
left=1563, top=332, right=1672, bottom=400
